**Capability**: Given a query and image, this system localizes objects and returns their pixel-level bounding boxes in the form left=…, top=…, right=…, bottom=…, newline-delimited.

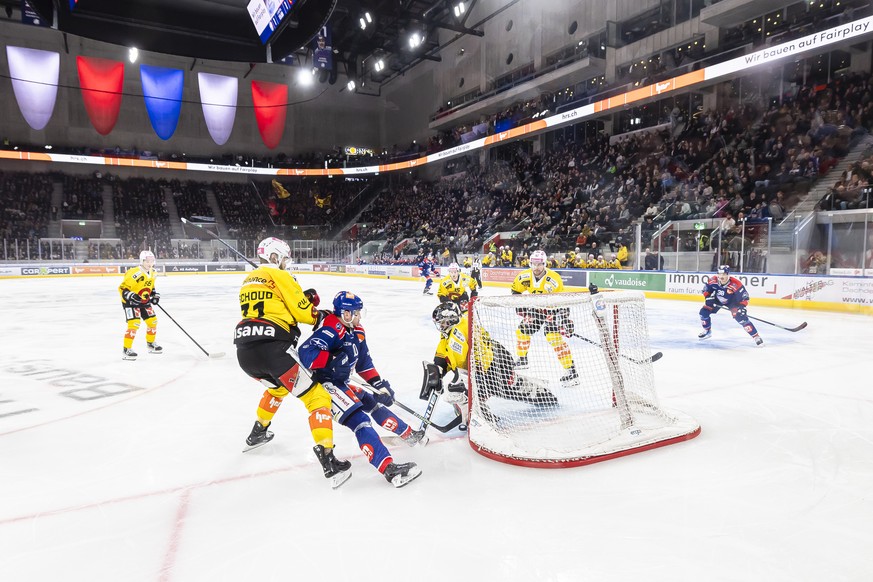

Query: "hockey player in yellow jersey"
left=437, top=262, right=479, bottom=307
left=118, top=250, right=161, bottom=360
left=235, top=237, right=350, bottom=487
left=607, top=253, right=622, bottom=270
left=423, top=302, right=558, bottom=425
left=510, top=249, right=578, bottom=385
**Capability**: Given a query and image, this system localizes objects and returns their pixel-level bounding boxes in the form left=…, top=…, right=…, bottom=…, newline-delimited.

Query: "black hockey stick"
left=568, top=332, right=663, bottom=364
left=393, top=398, right=464, bottom=433
left=352, top=380, right=464, bottom=434
left=748, top=315, right=807, bottom=332
left=180, top=217, right=258, bottom=269
left=154, top=304, right=225, bottom=358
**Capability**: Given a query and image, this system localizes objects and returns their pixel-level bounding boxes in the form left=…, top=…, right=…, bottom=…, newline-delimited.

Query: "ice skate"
left=560, top=366, right=579, bottom=386
left=147, top=342, right=163, bottom=354
left=402, top=428, right=429, bottom=447
left=242, top=421, right=274, bottom=452
left=754, top=335, right=764, bottom=346
left=383, top=461, right=422, bottom=488
left=698, top=329, right=711, bottom=339
left=313, top=445, right=352, bottom=489
left=516, top=355, right=529, bottom=369
left=122, top=348, right=138, bottom=360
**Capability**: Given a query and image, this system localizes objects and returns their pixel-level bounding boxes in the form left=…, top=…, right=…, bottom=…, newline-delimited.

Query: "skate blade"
left=241, top=440, right=272, bottom=453
left=330, top=470, right=352, bottom=489
left=122, top=355, right=137, bottom=361
left=382, top=435, right=430, bottom=448
left=391, top=466, right=422, bottom=488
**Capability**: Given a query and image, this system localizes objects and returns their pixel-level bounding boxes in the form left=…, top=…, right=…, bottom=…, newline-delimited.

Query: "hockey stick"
left=352, top=380, right=463, bottom=434
left=154, top=304, right=225, bottom=358
left=180, top=217, right=258, bottom=269
left=567, top=332, right=663, bottom=364
left=748, top=315, right=807, bottom=332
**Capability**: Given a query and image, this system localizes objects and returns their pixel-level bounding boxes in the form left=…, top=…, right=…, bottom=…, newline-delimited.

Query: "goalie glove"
left=122, top=290, right=143, bottom=305
left=420, top=360, right=444, bottom=400
left=370, top=377, right=395, bottom=406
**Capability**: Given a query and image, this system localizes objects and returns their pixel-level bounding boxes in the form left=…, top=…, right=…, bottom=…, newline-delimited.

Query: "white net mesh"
left=468, top=291, right=699, bottom=467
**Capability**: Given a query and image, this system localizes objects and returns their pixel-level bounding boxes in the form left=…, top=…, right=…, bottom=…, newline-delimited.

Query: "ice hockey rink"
left=1, top=272, right=871, bottom=582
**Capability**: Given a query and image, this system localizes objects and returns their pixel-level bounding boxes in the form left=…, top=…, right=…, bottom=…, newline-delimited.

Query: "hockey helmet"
left=139, top=250, right=156, bottom=268
left=333, top=291, right=364, bottom=317
left=257, top=237, right=291, bottom=266
left=448, top=262, right=461, bottom=279
left=716, top=265, right=730, bottom=275
left=530, top=250, right=547, bottom=272
left=432, top=302, right=461, bottom=336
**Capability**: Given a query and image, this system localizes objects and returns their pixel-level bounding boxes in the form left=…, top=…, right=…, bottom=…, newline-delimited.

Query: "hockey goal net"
left=467, top=291, right=700, bottom=467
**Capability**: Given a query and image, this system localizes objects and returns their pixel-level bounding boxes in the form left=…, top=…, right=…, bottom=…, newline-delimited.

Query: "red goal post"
left=466, top=291, right=700, bottom=468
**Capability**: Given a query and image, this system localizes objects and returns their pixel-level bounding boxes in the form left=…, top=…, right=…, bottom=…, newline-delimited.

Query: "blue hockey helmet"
left=716, top=265, right=730, bottom=275
left=333, top=291, right=363, bottom=317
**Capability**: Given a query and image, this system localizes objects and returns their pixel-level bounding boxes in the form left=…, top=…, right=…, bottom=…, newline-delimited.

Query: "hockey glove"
left=149, top=291, right=161, bottom=305
left=327, top=353, right=354, bottom=379
left=731, top=306, right=747, bottom=319
left=314, top=309, right=331, bottom=327
left=588, top=283, right=599, bottom=295
left=420, top=361, right=444, bottom=400
left=370, top=378, right=395, bottom=406
left=303, top=288, right=320, bottom=307
left=122, top=290, right=143, bottom=305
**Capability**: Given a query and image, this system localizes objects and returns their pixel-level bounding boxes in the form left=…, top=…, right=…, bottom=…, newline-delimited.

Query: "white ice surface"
left=1, top=273, right=871, bottom=582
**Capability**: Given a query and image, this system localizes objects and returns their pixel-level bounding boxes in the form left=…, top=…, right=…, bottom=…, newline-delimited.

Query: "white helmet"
left=257, top=237, right=291, bottom=266
left=448, top=262, right=460, bottom=277
left=140, top=250, right=156, bottom=267
left=530, top=250, right=547, bottom=265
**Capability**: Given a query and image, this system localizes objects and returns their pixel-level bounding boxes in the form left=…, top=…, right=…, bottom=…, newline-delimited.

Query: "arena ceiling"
left=20, top=0, right=487, bottom=87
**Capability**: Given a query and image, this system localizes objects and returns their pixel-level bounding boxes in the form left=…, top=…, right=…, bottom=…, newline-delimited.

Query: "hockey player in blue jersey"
left=699, top=265, right=763, bottom=346
left=419, top=254, right=440, bottom=295
left=298, top=291, right=424, bottom=488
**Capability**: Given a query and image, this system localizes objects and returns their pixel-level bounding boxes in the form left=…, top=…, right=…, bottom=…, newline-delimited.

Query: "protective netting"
left=467, top=291, right=699, bottom=467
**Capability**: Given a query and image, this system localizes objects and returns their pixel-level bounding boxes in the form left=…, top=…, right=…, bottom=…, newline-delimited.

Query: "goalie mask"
left=257, top=237, right=291, bottom=268
left=432, top=302, right=461, bottom=337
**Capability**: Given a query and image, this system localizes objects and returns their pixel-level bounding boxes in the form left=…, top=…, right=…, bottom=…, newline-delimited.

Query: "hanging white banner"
left=6, top=46, right=60, bottom=130
left=198, top=72, right=238, bottom=146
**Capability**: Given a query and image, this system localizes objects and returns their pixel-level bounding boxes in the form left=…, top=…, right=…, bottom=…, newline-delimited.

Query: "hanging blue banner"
left=140, top=65, right=184, bottom=140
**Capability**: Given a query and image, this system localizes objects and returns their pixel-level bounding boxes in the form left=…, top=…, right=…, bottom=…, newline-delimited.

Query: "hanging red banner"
left=251, top=80, right=287, bottom=149
left=76, top=56, right=124, bottom=136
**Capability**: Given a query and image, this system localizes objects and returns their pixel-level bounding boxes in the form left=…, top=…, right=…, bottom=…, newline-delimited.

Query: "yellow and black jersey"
left=434, top=314, right=495, bottom=375
left=595, top=259, right=608, bottom=269
left=437, top=272, right=478, bottom=303
left=510, top=268, right=564, bottom=294
left=607, top=259, right=621, bottom=269
left=235, top=265, right=318, bottom=344
left=118, top=266, right=157, bottom=303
